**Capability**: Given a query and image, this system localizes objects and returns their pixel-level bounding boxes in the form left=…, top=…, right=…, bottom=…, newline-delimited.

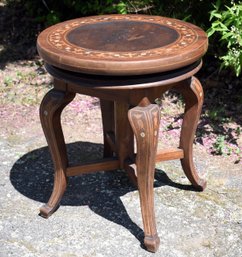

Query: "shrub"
left=207, top=0, right=242, bottom=76
left=7, top=0, right=127, bottom=25
left=7, top=0, right=214, bottom=26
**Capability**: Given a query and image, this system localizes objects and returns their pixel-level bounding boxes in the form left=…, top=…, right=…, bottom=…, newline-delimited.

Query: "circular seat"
left=37, top=14, right=208, bottom=76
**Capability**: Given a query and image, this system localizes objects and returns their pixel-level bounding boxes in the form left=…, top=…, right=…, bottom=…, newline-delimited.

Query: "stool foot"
left=175, top=77, right=207, bottom=191
left=39, top=204, right=59, bottom=219
left=193, top=179, right=207, bottom=191
left=128, top=97, right=160, bottom=252
left=39, top=83, right=76, bottom=217
left=144, top=234, right=160, bottom=253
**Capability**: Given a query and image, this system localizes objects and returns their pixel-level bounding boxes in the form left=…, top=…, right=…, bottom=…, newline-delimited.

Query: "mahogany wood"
left=155, top=148, right=184, bottom=162
left=174, top=78, right=207, bottom=191
left=37, top=14, right=208, bottom=253
left=104, top=132, right=117, bottom=154
left=37, top=15, right=208, bottom=75
left=128, top=97, right=161, bottom=252
left=44, top=61, right=202, bottom=90
left=66, top=159, right=120, bottom=177
left=39, top=80, right=75, bottom=218
left=114, top=101, right=134, bottom=169
left=100, top=100, right=115, bottom=157
left=123, top=162, right=138, bottom=188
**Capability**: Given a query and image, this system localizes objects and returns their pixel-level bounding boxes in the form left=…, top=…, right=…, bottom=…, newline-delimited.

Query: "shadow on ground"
left=10, top=141, right=197, bottom=246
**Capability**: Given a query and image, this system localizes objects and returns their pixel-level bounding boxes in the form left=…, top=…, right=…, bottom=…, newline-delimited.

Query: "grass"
left=0, top=61, right=52, bottom=106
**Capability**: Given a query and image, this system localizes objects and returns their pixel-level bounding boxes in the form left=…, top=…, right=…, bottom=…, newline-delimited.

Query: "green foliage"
left=205, top=107, right=231, bottom=123
left=207, top=1, right=242, bottom=76
left=116, top=1, right=128, bottom=14
left=212, top=134, right=241, bottom=160
left=9, top=0, right=132, bottom=25
left=213, top=135, right=226, bottom=155
left=7, top=0, right=214, bottom=26
left=3, top=76, right=13, bottom=87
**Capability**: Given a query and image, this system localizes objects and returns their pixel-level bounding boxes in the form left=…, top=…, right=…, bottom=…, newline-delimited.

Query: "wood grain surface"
left=37, top=14, right=208, bottom=75
left=38, top=14, right=208, bottom=252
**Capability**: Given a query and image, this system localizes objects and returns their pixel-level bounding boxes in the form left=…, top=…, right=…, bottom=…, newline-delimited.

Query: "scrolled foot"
left=39, top=204, right=59, bottom=219
left=193, top=178, right=207, bottom=191
left=144, top=234, right=160, bottom=253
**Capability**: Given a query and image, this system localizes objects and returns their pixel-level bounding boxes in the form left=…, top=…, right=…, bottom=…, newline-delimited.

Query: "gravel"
left=0, top=100, right=241, bottom=257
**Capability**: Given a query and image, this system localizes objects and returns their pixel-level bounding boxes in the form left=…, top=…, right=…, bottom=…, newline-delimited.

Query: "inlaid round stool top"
left=37, top=14, right=208, bottom=75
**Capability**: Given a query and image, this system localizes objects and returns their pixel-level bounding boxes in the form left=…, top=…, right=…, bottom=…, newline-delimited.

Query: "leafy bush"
left=207, top=0, right=242, bottom=76
left=7, top=0, right=128, bottom=25
left=7, top=0, right=214, bottom=26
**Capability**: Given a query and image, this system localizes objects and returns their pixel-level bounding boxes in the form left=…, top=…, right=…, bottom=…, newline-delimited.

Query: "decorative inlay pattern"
left=47, top=15, right=198, bottom=60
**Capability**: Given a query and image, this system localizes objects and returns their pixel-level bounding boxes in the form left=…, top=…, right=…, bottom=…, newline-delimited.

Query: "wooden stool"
left=37, top=14, right=208, bottom=252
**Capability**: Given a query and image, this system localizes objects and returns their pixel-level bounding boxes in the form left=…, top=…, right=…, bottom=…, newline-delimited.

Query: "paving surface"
left=0, top=99, right=242, bottom=257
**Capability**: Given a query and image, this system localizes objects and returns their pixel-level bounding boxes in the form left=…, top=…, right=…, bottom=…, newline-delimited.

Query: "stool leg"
left=39, top=87, right=75, bottom=218
left=115, top=102, right=136, bottom=184
left=115, top=101, right=134, bottom=166
left=100, top=99, right=115, bottom=157
left=128, top=98, right=160, bottom=253
left=177, top=77, right=206, bottom=191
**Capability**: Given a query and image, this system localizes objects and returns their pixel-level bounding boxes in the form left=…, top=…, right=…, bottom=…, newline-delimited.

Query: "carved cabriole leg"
left=128, top=97, right=160, bottom=253
left=175, top=77, right=206, bottom=191
left=100, top=99, right=115, bottom=158
left=39, top=84, right=75, bottom=218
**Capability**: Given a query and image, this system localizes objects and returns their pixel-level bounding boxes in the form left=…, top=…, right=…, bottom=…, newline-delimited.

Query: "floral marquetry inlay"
left=37, top=14, right=208, bottom=75
left=47, top=15, right=198, bottom=60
